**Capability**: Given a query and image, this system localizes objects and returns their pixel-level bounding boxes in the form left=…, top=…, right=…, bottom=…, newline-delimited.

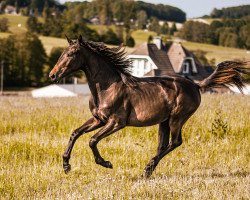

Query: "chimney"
left=153, top=36, right=163, bottom=50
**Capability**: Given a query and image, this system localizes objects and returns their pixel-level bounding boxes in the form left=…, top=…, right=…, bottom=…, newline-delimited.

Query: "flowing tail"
left=198, top=61, right=250, bottom=93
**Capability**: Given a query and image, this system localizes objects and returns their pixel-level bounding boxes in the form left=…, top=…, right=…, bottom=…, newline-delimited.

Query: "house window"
left=183, top=62, right=189, bottom=74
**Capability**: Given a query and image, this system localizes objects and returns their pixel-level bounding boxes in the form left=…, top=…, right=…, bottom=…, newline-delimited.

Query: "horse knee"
left=89, top=137, right=97, bottom=148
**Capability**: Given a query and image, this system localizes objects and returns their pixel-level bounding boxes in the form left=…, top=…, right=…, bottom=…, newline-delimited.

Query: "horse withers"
left=49, top=35, right=250, bottom=177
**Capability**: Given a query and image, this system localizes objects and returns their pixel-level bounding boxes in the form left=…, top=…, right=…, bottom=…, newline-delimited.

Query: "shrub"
left=0, top=18, right=9, bottom=32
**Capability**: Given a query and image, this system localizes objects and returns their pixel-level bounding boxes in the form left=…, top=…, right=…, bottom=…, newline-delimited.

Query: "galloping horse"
left=49, top=36, right=250, bottom=177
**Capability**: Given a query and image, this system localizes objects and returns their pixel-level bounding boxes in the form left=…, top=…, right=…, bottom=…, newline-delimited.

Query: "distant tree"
left=148, top=35, right=153, bottom=43
left=113, top=0, right=125, bottom=22
left=134, top=1, right=186, bottom=23
left=161, top=22, right=169, bottom=35
left=94, top=0, right=113, bottom=25
left=210, top=20, right=223, bottom=30
left=115, top=25, right=124, bottom=43
left=137, top=10, right=147, bottom=29
left=27, top=16, right=42, bottom=33
left=42, top=0, right=50, bottom=19
left=239, top=24, right=250, bottom=49
left=169, top=22, right=177, bottom=35
left=125, top=34, right=135, bottom=47
left=42, top=11, right=63, bottom=37
left=102, top=28, right=121, bottom=45
left=63, top=19, right=101, bottom=41
left=0, top=33, right=47, bottom=86
left=19, top=32, right=47, bottom=85
left=0, top=36, right=18, bottom=86
left=0, top=18, right=9, bottom=32
left=218, top=27, right=241, bottom=48
left=210, top=5, right=250, bottom=19
left=179, top=21, right=214, bottom=43
left=210, top=8, right=222, bottom=18
left=148, top=17, right=161, bottom=35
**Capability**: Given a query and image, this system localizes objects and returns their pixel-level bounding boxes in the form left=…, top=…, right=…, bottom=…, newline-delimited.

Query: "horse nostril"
left=50, top=73, right=57, bottom=81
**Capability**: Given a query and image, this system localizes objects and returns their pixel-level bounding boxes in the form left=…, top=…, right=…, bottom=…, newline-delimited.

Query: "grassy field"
left=182, top=41, right=250, bottom=64
left=0, top=94, right=249, bottom=199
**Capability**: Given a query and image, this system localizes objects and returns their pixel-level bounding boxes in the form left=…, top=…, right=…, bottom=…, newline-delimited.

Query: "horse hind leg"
left=144, top=116, right=184, bottom=178
left=157, top=119, right=170, bottom=155
left=143, top=119, right=171, bottom=177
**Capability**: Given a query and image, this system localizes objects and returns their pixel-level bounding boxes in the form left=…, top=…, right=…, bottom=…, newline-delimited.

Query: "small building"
left=128, top=37, right=213, bottom=81
left=4, top=5, right=17, bottom=15
left=31, top=84, right=90, bottom=98
left=167, top=42, right=212, bottom=80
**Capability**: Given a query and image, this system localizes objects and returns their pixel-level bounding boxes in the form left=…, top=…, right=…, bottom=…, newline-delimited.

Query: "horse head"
left=49, top=35, right=85, bottom=83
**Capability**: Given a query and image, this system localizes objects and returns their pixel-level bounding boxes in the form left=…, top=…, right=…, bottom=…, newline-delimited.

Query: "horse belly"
left=128, top=95, right=171, bottom=127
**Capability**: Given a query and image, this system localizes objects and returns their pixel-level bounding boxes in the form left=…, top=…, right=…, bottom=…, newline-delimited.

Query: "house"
left=128, top=37, right=213, bottom=81
left=4, top=5, right=17, bottom=15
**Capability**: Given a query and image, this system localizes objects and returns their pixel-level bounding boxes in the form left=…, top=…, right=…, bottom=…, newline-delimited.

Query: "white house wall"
left=127, top=55, right=157, bottom=77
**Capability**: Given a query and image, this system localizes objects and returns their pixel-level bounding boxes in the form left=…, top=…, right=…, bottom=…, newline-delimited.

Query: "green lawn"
left=39, top=36, right=68, bottom=55
left=0, top=14, right=27, bottom=34
left=132, top=30, right=157, bottom=47
left=182, top=41, right=250, bottom=64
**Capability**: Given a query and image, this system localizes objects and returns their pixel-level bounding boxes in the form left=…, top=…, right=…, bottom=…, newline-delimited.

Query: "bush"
left=125, top=35, right=135, bottom=47
left=0, top=18, right=9, bottom=32
left=102, top=28, right=121, bottom=45
left=27, top=16, right=42, bottom=33
left=211, top=110, right=230, bottom=139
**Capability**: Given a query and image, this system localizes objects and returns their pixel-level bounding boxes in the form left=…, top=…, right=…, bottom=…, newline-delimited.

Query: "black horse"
left=49, top=36, right=250, bottom=177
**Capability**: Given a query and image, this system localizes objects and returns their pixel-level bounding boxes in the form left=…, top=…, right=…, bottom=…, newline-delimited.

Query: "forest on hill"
left=209, top=5, right=250, bottom=19
left=180, top=5, right=250, bottom=49
left=1, top=0, right=186, bottom=23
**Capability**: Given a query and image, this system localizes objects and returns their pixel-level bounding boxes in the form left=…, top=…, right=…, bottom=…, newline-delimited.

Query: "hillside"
left=209, top=5, right=250, bottom=19
left=1, top=0, right=65, bottom=12
left=1, top=14, right=249, bottom=64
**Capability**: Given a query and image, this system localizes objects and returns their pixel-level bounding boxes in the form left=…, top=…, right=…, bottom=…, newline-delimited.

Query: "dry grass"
left=0, top=94, right=249, bottom=199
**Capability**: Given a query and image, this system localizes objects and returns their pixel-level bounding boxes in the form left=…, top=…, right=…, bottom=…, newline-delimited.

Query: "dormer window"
left=183, top=62, right=189, bottom=74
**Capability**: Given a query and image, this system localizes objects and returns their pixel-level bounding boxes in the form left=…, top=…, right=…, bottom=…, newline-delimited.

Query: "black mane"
left=79, top=40, right=137, bottom=85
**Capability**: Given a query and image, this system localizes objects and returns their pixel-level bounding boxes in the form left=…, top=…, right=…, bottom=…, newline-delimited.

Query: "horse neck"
left=80, top=47, right=121, bottom=105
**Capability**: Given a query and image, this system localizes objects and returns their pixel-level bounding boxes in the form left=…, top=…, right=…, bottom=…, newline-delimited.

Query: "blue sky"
left=58, top=0, right=250, bottom=18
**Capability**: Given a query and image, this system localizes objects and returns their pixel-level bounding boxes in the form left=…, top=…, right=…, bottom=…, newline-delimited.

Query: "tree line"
left=0, top=33, right=61, bottom=87
left=1, top=0, right=186, bottom=23
left=209, top=5, right=250, bottom=19
left=179, top=18, right=250, bottom=49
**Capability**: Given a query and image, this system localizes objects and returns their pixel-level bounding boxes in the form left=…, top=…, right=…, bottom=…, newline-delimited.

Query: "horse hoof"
left=143, top=170, right=152, bottom=178
left=143, top=165, right=154, bottom=178
left=103, top=161, right=113, bottom=169
left=63, top=164, right=71, bottom=174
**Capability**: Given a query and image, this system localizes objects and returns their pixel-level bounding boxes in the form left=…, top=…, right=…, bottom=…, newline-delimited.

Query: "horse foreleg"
left=89, top=117, right=125, bottom=169
left=63, top=117, right=103, bottom=174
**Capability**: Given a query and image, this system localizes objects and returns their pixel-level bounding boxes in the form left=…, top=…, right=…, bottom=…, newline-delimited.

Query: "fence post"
left=1, top=61, right=3, bottom=95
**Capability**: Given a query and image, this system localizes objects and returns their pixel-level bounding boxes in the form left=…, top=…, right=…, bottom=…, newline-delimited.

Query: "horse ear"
left=65, top=35, right=73, bottom=45
left=78, top=35, right=83, bottom=44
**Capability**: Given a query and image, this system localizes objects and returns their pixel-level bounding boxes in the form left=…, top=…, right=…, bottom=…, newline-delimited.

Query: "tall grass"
left=0, top=94, right=249, bottom=199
